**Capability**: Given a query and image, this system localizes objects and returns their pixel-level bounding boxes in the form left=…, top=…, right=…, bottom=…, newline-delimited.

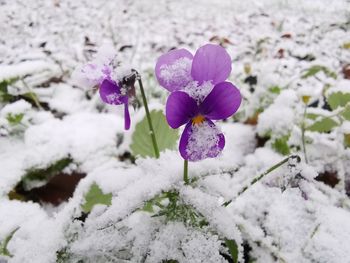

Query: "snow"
left=186, top=120, right=222, bottom=161
left=0, top=61, right=60, bottom=82
left=326, top=79, right=350, bottom=95
left=72, top=44, right=117, bottom=89
left=183, top=81, right=214, bottom=104
left=0, top=100, right=32, bottom=117
left=159, top=57, right=192, bottom=90
left=0, top=200, right=64, bottom=263
left=257, top=90, right=298, bottom=137
left=1, top=0, right=350, bottom=262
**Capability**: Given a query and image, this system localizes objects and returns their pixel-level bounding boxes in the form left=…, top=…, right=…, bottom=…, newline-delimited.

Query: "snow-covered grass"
left=1, top=0, right=350, bottom=262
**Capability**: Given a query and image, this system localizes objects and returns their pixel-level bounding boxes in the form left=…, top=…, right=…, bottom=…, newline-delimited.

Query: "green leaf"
left=225, top=238, right=239, bottom=263
left=142, top=201, right=154, bottom=213
left=150, top=190, right=208, bottom=228
left=22, top=158, right=72, bottom=190
left=0, top=227, right=19, bottom=257
left=268, top=86, right=281, bottom=95
left=341, top=105, right=350, bottom=121
left=306, top=113, right=321, bottom=120
left=307, top=117, right=338, bottom=132
left=22, top=92, right=40, bottom=105
left=271, top=135, right=290, bottom=155
left=142, top=194, right=168, bottom=213
left=301, top=65, right=337, bottom=79
left=6, top=113, right=24, bottom=125
left=327, top=92, right=350, bottom=110
left=0, top=78, right=18, bottom=102
left=81, top=182, right=112, bottom=213
left=130, top=110, right=179, bottom=158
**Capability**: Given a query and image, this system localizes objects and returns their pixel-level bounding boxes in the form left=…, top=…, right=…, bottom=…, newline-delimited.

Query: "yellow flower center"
left=192, top=115, right=205, bottom=125
left=302, top=95, right=311, bottom=105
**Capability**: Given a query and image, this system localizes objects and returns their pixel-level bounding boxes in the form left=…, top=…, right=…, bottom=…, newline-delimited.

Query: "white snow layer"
left=1, top=0, right=350, bottom=262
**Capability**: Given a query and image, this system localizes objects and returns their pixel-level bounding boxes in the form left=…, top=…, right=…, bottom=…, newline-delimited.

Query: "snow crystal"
left=159, top=57, right=192, bottom=90
left=181, top=230, right=225, bottom=263
left=1, top=0, right=350, bottom=262
left=183, top=80, right=214, bottom=104
left=105, top=92, right=124, bottom=104
left=257, top=90, right=298, bottom=137
left=342, top=121, right=350, bottom=134
left=146, top=222, right=226, bottom=263
left=0, top=200, right=64, bottom=263
left=0, top=61, right=60, bottom=82
left=72, top=63, right=110, bottom=89
left=72, top=44, right=117, bottom=89
left=303, top=206, right=350, bottom=263
left=326, top=79, right=350, bottom=96
left=94, top=43, right=116, bottom=65
left=186, top=121, right=222, bottom=161
left=0, top=99, right=31, bottom=117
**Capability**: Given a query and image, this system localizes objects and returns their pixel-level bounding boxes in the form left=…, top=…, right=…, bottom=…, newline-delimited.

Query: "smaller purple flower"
left=73, top=45, right=132, bottom=130
left=99, top=78, right=131, bottom=130
left=166, top=82, right=241, bottom=161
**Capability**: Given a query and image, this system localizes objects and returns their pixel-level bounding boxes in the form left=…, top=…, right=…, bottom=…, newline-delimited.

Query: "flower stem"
left=183, top=160, right=189, bottom=185
left=222, top=155, right=301, bottom=206
left=136, top=75, right=160, bottom=159
left=301, top=105, right=308, bottom=163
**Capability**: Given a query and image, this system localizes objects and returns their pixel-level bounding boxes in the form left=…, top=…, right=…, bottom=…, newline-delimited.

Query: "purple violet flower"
left=73, top=45, right=132, bottom=130
left=155, top=44, right=241, bottom=161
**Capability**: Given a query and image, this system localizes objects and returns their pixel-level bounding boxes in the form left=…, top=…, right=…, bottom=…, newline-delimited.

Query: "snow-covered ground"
left=1, top=0, right=350, bottom=262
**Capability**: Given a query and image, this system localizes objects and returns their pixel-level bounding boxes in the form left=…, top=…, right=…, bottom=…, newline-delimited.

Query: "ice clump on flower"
left=186, top=121, right=222, bottom=161
left=183, top=80, right=214, bottom=104
left=159, top=57, right=192, bottom=90
left=72, top=44, right=116, bottom=89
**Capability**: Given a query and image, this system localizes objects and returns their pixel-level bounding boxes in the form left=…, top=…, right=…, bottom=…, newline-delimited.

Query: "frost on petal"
left=159, top=57, right=192, bottom=91
left=71, top=64, right=99, bottom=89
left=180, top=120, right=225, bottom=161
left=155, top=49, right=193, bottom=91
left=72, top=62, right=114, bottom=89
left=72, top=44, right=117, bottom=89
left=99, top=79, right=127, bottom=105
left=183, top=81, right=214, bottom=104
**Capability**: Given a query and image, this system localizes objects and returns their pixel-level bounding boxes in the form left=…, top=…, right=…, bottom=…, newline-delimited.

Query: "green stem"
left=183, top=160, right=189, bottom=185
left=222, top=155, right=300, bottom=206
left=137, top=75, right=160, bottom=158
left=301, top=105, right=308, bottom=163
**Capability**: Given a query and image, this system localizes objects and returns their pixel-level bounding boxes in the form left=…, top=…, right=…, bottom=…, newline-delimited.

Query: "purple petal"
left=200, top=82, right=241, bottom=120
left=124, top=102, right=131, bottom=130
left=155, top=49, right=193, bottom=91
left=191, top=44, right=232, bottom=85
left=179, top=119, right=225, bottom=161
left=166, top=91, right=199, bottom=129
left=99, top=79, right=127, bottom=105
